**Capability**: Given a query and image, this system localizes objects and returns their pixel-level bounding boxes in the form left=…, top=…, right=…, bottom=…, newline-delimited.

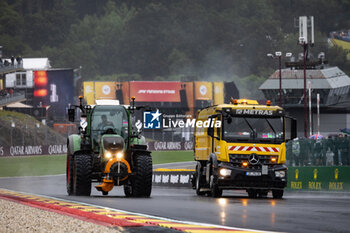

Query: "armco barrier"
left=287, top=166, right=350, bottom=191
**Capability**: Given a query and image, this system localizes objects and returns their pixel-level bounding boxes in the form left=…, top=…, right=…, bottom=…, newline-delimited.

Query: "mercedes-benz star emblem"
left=248, top=153, right=259, bottom=165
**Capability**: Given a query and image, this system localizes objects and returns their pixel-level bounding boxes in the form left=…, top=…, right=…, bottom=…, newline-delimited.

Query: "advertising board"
left=129, top=81, right=181, bottom=102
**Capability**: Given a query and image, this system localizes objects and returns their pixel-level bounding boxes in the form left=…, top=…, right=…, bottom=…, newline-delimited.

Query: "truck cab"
left=193, top=99, right=297, bottom=198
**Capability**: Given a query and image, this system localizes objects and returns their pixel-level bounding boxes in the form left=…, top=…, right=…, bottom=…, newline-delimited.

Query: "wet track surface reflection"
left=1, top=174, right=350, bottom=233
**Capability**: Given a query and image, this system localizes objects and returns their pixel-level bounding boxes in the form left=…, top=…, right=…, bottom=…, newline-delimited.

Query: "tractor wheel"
left=123, top=184, right=133, bottom=197
left=195, top=164, right=206, bottom=196
left=102, top=191, right=108, bottom=196
left=132, top=155, right=152, bottom=197
left=272, top=189, right=284, bottom=199
left=209, top=165, right=222, bottom=198
left=66, top=154, right=74, bottom=195
left=73, top=154, right=92, bottom=196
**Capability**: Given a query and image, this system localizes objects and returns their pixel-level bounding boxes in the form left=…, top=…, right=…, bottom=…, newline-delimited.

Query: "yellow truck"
left=193, top=99, right=297, bottom=198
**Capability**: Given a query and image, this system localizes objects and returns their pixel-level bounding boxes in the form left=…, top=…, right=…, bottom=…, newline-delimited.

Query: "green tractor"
left=66, top=97, right=152, bottom=197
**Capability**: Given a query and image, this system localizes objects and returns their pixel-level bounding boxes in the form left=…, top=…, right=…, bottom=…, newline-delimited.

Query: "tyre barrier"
left=152, top=169, right=194, bottom=188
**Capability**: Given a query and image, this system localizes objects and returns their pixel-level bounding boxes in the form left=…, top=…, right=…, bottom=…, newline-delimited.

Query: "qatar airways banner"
left=0, top=144, right=67, bottom=157
left=147, top=141, right=193, bottom=151
left=129, top=81, right=181, bottom=102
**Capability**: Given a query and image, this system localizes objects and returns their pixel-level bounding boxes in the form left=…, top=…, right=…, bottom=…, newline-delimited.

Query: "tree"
left=45, top=1, right=136, bottom=79
left=0, top=0, right=26, bottom=56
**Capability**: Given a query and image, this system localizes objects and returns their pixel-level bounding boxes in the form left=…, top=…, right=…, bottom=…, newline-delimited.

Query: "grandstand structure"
left=259, top=65, right=350, bottom=137
left=0, top=63, right=26, bottom=106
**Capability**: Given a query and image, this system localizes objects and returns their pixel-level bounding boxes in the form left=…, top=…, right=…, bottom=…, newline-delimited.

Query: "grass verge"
left=0, top=155, right=66, bottom=177
left=0, top=151, right=194, bottom=177
left=152, top=150, right=193, bottom=164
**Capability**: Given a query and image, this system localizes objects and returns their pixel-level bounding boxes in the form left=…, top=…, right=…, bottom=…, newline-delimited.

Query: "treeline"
left=1, top=0, right=350, bottom=98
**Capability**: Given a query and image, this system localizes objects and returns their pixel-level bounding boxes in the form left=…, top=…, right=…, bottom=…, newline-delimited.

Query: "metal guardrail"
left=0, top=93, right=26, bottom=107
left=0, top=64, right=24, bottom=75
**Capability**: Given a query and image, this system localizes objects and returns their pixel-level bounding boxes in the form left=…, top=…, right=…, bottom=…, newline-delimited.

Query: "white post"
left=310, top=16, right=315, bottom=45
left=317, top=93, right=320, bottom=135
left=308, top=81, right=312, bottom=137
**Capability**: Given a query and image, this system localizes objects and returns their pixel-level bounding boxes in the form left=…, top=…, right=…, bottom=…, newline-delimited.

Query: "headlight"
left=275, top=171, right=286, bottom=178
left=116, top=152, right=123, bottom=159
left=219, top=168, right=232, bottom=177
left=105, top=151, right=112, bottom=159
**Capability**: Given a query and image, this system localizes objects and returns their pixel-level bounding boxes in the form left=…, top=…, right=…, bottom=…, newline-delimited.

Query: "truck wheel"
left=195, top=165, right=205, bottom=196
left=272, top=189, right=284, bottom=199
left=66, top=154, right=74, bottom=195
left=73, top=155, right=92, bottom=196
left=258, top=190, right=268, bottom=198
left=132, top=155, right=152, bottom=197
left=209, top=166, right=222, bottom=197
left=247, top=189, right=257, bottom=198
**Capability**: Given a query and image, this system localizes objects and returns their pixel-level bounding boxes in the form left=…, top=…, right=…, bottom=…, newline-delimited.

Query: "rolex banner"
left=288, top=166, right=350, bottom=191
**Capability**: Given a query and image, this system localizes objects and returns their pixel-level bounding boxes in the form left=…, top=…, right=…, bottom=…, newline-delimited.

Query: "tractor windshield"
left=91, top=105, right=129, bottom=140
left=222, top=116, right=284, bottom=143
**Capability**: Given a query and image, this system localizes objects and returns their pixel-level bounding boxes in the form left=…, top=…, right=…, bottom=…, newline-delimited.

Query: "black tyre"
left=73, top=154, right=92, bottom=196
left=209, top=165, right=222, bottom=198
left=132, top=155, right=152, bottom=197
left=102, top=191, right=108, bottom=196
left=123, top=184, right=133, bottom=197
left=66, top=154, right=74, bottom=195
left=272, top=189, right=284, bottom=199
left=195, top=164, right=206, bottom=196
left=247, top=189, right=258, bottom=198
left=258, top=190, right=268, bottom=198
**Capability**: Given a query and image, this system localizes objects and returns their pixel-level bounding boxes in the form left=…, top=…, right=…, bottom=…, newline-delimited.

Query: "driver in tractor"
left=98, top=114, right=114, bottom=133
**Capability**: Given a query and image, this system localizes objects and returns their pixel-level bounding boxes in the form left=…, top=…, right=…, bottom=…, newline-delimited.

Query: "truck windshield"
left=222, top=116, right=284, bottom=143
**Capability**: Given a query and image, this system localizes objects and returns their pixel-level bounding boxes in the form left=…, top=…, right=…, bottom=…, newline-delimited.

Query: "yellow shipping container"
left=83, top=82, right=95, bottom=105
left=94, top=82, right=116, bottom=102
left=213, top=81, right=224, bottom=105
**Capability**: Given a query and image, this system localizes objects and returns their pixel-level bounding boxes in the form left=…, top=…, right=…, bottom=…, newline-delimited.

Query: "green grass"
left=0, top=155, right=66, bottom=177
left=151, top=150, right=193, bottom=164
left=0, top=151, right=194, bottom=177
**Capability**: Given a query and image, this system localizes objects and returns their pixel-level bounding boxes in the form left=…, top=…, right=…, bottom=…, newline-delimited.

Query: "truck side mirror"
left=208, top=127, right=214, bottom=137
left=208, top=118, right=220, bottom=139
left=68, top=109, right=75, bottom=122
left=291, top=118, right=297, bottom=139
left=285, top=116, right=297, bottom=141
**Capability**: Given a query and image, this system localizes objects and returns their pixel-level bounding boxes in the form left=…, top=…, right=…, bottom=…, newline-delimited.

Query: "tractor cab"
left=90, top=105, right=129, bottom=152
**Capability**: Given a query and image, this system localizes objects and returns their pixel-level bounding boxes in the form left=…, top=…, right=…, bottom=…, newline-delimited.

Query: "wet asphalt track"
left=0, top=163, right=350, bottom=233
